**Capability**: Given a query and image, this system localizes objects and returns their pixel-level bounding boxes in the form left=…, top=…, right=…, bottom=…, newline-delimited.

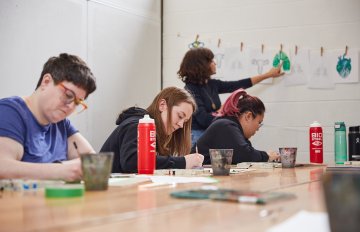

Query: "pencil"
left=73, top=141, right=79, bottom=156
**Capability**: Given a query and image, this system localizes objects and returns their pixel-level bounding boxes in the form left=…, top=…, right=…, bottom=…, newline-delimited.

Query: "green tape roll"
left=45, top=184, right=84, bottom=198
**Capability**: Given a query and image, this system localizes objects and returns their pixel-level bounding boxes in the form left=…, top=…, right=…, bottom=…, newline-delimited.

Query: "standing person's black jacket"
left=191, top=116, right=269, bottom=165
left=185, top=78, right=253, bottom=131
left=100, top=107, right=186, bottom=173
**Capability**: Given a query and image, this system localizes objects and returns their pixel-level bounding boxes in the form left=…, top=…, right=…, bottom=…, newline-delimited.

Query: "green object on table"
left=273, top=51, right=291, bottom=71
left=45, top=184, right=84, bottom=198
left=334, top=122, right=347, bottom=164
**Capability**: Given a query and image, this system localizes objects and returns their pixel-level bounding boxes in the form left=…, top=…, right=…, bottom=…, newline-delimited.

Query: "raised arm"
left=250, top=62, right=284, bottom=85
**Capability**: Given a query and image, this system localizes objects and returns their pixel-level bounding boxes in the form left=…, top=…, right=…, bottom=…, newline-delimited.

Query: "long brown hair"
left=146, top=87, right=196, bottom=156
left=177, top=48, right=214, bottom=85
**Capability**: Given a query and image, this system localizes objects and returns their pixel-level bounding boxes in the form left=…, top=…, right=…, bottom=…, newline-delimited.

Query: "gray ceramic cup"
left=209, top=149, right=234, bottom=176
left=81, top=152, right=114, bottom=191
left=279, top=148, right=297, bottom=168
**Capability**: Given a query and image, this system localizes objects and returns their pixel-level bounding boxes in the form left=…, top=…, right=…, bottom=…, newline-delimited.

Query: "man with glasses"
left=0, top=53, right=96, bottom=181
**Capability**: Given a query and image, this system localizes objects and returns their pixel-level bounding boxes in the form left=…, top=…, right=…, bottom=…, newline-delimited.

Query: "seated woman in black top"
left=100, top=87, right=204, bottom=173
left=177, top=47, right=284, bottom=145
left=192, top=88, right=280, bottom=165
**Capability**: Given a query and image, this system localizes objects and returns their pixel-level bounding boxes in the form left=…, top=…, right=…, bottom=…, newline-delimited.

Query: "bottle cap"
left=139, top=114, right=154, bottom=123
left=310, top=121, right=321, bottom=127
left=349, top=126, right=360, bottom=133
left=334, top=122, right=346, bottom=131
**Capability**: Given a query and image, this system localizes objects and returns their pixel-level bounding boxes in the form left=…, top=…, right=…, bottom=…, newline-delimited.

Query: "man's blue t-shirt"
left=0, top=96, right=78, bottom=163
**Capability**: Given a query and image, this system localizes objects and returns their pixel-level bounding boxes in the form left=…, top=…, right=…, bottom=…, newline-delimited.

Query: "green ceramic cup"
left=81, top=152, right=114, bottom=191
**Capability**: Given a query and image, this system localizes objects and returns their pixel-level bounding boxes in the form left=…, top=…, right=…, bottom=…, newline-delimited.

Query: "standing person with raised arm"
left=0, top=53, right=97, bottom=181
left=177, top=47, right=284, bottom=145
left=100, top=87, right=204, bottom=173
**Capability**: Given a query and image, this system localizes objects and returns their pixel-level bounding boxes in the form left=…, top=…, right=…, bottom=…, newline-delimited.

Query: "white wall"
left=0, top=0, right=161, bottom=151
left=163, top=0, right=360, bottom=163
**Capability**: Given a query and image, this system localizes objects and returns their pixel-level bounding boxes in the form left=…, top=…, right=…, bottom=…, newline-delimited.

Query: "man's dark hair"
left=36, top=53, right=96, bottom=98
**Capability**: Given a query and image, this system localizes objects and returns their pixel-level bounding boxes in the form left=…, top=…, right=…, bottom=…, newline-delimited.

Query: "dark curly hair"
left=177, top=48, right=214, bottom=85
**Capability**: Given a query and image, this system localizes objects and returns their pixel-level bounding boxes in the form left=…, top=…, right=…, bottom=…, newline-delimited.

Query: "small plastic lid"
left=334, top=122, right=346, bottom=131
left=45, top=184, right=84, bottom=198
left=310, top=121, right=321, bottom=127
left=349, top=126, right=360, bottom=133
left=139, top=114, right=154, bottom=123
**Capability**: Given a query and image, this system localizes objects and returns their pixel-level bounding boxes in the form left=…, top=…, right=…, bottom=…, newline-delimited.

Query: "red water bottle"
left=309, top=121, right=323, bottom=163
left=137, top=114, right=156, bottom=174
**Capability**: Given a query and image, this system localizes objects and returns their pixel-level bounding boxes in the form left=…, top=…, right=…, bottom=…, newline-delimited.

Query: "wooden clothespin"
left=320, top=46, right=324, bottom=56
left=217, top=38, right=221, bottom=48
left=295, top=45, right=298, bottom=55
left=345, top=45, right=348, bottom=56
left=189, top=34, right=204, bottom=49
left=280, top=44, right=283, bottom=52
left=240, top=42, right=243, bottom=52
left=261, top=44, right=264, bottom=54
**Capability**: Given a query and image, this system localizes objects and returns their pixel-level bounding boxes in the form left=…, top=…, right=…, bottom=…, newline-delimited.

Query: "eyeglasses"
left=57, top=83, right=88, bottom=114
left=259, top=123, right=264, bottom=128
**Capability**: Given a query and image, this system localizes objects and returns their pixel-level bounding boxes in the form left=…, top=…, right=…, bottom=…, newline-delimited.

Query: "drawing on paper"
left=231, top=60, right=243, bottom=69
left=308, top=51, right=334, bottom=89
left=188, top=40, right=205, bottom=49
left=284, top=49, right=309, bottom=86
left=214, top=53, right=225, bottom=69
left=273, top=51, right=291, bottom=71
left=252, top=59, right=269, bottom=74
left=336, top=54, right=351, bottom=78
left=223, top=47, right=249, bottom=81
left=248, top=47, right=274, bottom=84
left=331, top=49, right=358, bottom=84
left=292, top=63, right=304, bottom=74
left=207, top=45, right=226, bottom=79
left=314, top=64, right=328, bottom=78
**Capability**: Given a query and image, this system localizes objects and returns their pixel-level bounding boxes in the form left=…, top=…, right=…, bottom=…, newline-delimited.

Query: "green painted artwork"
left=273, top=51, right=291, bottom=71
left=336, top=54, right=351, bottom=78
left=188, top=40, right=205, bottom=49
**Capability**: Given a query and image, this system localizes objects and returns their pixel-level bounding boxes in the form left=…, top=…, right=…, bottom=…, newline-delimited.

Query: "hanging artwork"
left=207, top=44, right=226, bottom=79
left=337, top=54, right=351, bottom=78
left=248, top=46, right=277, bottom=84
left=184, top=35, right=360, bottom=88
left=223, top=46, right=250, bottom=81
left=308, top=49, right=335, bottom=89
left=188, top=35, right=205, bottom=49
left=284, top=48, right=309, bottom=86
left=273, top=51, right=291, bottom=72
left=330, top=49, right=359, bottom=84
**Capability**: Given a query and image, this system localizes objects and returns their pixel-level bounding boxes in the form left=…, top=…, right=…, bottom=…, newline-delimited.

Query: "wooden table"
left=0, top=166, right=327, bottom=232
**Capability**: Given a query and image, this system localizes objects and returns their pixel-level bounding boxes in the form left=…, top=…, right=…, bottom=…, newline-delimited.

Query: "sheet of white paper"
left=207, top=45, right=226, bottom=79
left=285, top=49, right=309, bottom=86
left=149, top=175, right=218, bottom=184
left=223, top=46, right=250, bottom=81
left=108, top=176, right=150, bottom=186
left=330, top=49, right=359, bottom=83
left=203, top=167, right=256, bottom=174
left=267, top=210, right=330, bottom=232
left=248, top=47, right=274, bottom=84
left=308, top=50, right=335, bottom=89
